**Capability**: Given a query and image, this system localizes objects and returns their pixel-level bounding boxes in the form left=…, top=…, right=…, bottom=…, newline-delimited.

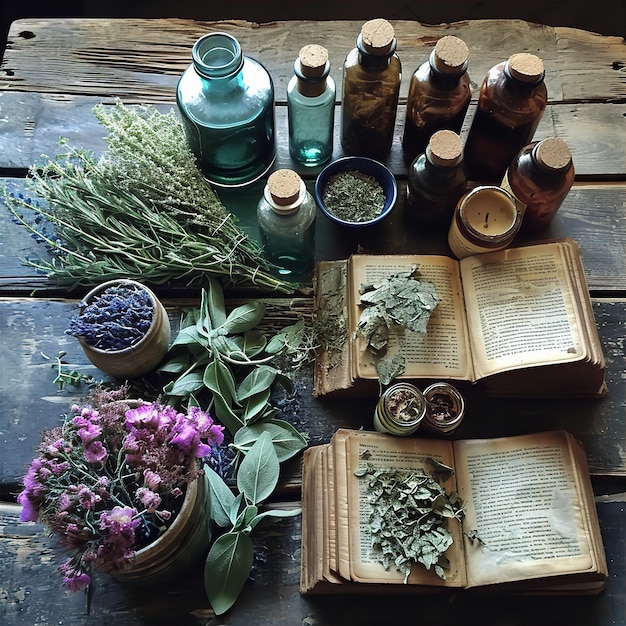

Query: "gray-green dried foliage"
left=3, top=102, right=295, bottom=293
left=357, top=266, right=438, bottom=384
left=355, top=462, right=464, bottom=582
left=322, top=171, right=385, bottom=222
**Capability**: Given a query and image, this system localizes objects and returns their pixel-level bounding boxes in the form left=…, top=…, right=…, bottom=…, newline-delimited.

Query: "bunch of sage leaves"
left=157, top=278, right=308, bottom=614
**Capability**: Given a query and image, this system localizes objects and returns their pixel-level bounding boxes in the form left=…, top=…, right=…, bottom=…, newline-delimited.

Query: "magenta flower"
left=18, top=387, right=225, bottom=592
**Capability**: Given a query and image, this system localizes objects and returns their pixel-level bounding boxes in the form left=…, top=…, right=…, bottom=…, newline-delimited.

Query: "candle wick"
left=484, top=212, right=489, bottom=227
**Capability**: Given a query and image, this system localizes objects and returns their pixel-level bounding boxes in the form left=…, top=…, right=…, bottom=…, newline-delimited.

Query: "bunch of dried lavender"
left=3, top=102, right=295, bottom=293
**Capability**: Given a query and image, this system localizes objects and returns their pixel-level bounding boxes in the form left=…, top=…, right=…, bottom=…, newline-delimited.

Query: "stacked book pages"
left=301, top=429, right=607, bottom=595
left=314, top=238, right=606, bottom=397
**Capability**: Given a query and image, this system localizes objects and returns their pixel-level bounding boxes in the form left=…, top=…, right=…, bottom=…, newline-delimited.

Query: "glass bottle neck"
left=192, top=32, right=245, bottom=80
left=356, top=35, right=396, bottom=71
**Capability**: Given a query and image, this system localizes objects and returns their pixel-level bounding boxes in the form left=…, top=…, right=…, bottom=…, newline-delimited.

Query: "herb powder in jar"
left=322, top=170, right=386, bottom=222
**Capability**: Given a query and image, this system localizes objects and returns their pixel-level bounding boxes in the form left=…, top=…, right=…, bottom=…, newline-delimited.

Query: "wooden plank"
left=1, top=93, right=625, bottom=176
left=1, top=297, right=624, bottom=494
left=3, top=18, right=625, bottom=104
left=2, top=178, right=624, bottom=293
left=0, top=498, right=623, bottom=625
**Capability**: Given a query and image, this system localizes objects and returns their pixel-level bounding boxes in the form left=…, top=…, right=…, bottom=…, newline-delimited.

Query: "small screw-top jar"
left=340, top=18, right=402, bottom=159
left=422, top=382, right=465, bottom=435
left=257, top=169, right=316, bottom=277
left=502, top=137, right=575, bottom=234
left=373, top=382, right=426, bottom=436
left=463, top=53, right=547, bottom=183
left=402, top=35, right=472, bottom=164
left=406, top=129, right=467, bottom=227
left=448, top=185, right=522, bottom=259
left=287, top=44, right=336, bottom=167
left=176, top=32, right=276, bottom=187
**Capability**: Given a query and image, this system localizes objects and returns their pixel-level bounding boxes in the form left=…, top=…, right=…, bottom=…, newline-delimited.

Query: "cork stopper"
left=507, top=53, right=544, bottom=83
left=534, top=137, right=572, bottom=171
left=432, top=36, right=469, bottom=74
left=427, top=130, right=463, bottom=167
left=298, top=44, right=328, bottom=78
left=360, top=18, right=395, bottom=56
left=267, top=169, right=303, bottom=206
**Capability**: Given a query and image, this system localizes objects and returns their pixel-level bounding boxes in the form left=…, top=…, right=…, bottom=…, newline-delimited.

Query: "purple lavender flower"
left=59, top=558, right=91, bottom=592
left=66, top=283, right=154, bottom=351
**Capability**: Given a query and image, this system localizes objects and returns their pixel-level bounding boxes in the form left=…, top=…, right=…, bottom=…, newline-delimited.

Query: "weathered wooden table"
left=0, top=17, right=625, bottom=626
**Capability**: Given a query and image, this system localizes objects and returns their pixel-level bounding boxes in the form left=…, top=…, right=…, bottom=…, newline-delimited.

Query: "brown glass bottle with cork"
left=340, top=18, right=402, bottom=159
left=405, top=129, right=467, bottom=228
left=502, top=137, right=575, bottom=234
left=463, top=53, right=548, bottom=183
left=402, top=35, right=472, bottom=164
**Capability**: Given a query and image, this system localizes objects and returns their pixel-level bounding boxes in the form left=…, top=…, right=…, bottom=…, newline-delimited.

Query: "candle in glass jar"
left=448, top=185, right=521, bottom=259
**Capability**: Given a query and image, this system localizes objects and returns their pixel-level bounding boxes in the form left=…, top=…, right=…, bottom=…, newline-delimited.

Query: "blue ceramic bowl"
left=314, top=156, right=398, bottom=227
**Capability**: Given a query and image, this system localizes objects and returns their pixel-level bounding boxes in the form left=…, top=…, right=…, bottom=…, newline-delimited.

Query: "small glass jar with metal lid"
left=422, top=382, right=465, bottom=435
left=373, top=382, right=427, bottom=436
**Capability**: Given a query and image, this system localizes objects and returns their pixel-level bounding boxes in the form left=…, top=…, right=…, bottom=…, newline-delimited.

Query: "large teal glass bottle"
left=177, top=32, right=276, bottom=187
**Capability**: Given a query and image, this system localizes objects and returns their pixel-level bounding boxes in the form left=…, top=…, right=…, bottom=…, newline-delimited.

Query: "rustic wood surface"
left=0, top=17, right=625, bottom=626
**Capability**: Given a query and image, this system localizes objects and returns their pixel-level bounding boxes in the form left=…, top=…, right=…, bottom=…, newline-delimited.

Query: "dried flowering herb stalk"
left=322, top=170, right=385, bottom=222
left=66, top=283, right=153, bottom=350
left=357, top=266, right=438, bottom=384
left=3, top=102, right=295, bottom=292
left=355, top=462, right=464, bottom=582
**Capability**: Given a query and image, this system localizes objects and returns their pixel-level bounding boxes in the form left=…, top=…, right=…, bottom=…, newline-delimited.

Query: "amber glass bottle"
left=463, top=53, right=547, bottom=183
left=503, top=137, right=575, bottom=234
left=340, top=18, right=402, bottom=159
left=405, top=130, right=467, bottom=228
left=402, top=35, right=471, bottom=164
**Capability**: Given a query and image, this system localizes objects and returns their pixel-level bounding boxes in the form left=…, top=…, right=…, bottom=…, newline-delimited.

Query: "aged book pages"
left=454, top=430, right=607, bottom=591
left=314, top=238, right=606, bottom=396
left=300, top=429, right=607, bottom=595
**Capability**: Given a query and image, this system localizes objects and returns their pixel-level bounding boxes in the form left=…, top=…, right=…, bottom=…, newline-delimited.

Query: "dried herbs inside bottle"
left=322, top=170, right=385, bottom=222
left=67, top=283, right=154, bottom=351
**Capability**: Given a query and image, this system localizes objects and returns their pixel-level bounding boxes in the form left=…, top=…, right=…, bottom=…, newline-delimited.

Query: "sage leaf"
left=163, top=371, right=204, bottom=396
left=206, top=278, right=227, bottom=328
left=237, top=365, right=277, bottom=401
left=204, top=532, right=253, bottom=616
left=205, top=465, right=236, bottom=529
left=212, top=393, right=244, bottom=436
left=241, top=389, right=272, bottom=425
left=170, top=325, right=205, bottom=348
left=157, top=353, right=192, bottom=374
left=233, top=419, right=307, bottom=463
left=196, top=288, right=213, bottom=338
left=232, top=504, right=259, bottom=533
left=237, top=431, right=279, bottom=505
left=229, top=493, right=245, bottom=526
left=229, top=330, right=267, bottom=358
left=249, top=507, right=301, bottom=530
left=204, top=359, right=238, bottom=406
left=221, top=301, right=265, bottom=335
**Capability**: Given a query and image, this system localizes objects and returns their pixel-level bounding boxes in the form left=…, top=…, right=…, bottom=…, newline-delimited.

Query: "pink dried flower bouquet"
left=17, top=387, right=224, bottom=591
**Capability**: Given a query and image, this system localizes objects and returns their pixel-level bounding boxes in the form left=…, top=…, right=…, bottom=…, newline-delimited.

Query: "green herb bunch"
left=3, top=102, right=295, bottom=293
left=156, top=278, right=308, bottom=614
left=356, top=461, right=464, bottom=582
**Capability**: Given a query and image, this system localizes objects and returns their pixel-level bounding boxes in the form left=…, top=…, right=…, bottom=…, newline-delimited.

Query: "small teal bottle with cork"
left=287, top=44, right=335, bottom=167
left=257, top=169, right=317, bottom=278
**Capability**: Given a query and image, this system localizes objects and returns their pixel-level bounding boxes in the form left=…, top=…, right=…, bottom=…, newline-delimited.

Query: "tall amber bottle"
left=502, top=137, right=575, bottom=234
left=340, top=18, right=402, bottom=159
left=402, top=35, right=472, bottom=164
left=463, top=53, right=547, bottom=183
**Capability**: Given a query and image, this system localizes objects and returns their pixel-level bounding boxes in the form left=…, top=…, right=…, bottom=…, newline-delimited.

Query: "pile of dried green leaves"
left=357, top=266, right=438, bottom=384
left=356, top=461, right=464, bottom=582
left=3, top=102, right=295, bottom=293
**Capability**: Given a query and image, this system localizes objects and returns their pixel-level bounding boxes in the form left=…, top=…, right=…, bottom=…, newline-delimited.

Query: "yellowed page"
left=332, top=429, right=352, bottom=581
left=460, top=241, right=586, bottom=380
left=348, top=254, right=473, bottom=381
left=343, top=430, right=467, bottom=587
left=454, top=431, right=600, bottom=588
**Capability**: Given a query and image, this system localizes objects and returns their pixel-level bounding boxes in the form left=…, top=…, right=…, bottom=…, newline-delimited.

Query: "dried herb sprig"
left=3, top=102, right=296, bottom=293
left=322, top=170, right=385, bottom=222
left=356, top=463, right=464, bottom=582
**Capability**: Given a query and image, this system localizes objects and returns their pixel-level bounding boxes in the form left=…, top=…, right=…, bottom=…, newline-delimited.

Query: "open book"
left=313, top=238, right=606, bottom=397
left=300, top=429, right=608, bottom=595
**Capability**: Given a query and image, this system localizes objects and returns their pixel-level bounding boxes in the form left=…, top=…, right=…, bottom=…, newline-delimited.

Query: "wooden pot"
left=77, top=279, right=171, bottom=378
left=112, top=463, right=210, bottom=586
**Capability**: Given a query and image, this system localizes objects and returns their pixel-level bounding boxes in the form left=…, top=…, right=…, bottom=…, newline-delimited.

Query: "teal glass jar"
left=177, top=32, right=276, bottom=187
